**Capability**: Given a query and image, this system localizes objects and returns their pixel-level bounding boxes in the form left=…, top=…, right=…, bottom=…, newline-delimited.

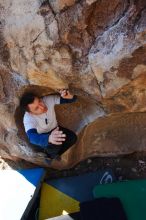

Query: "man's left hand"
left=59, top=89, right=73, bottom=99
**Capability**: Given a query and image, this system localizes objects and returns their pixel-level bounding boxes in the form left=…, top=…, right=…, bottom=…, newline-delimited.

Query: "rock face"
left=0, top=0, right=146, bottom=168
left=61, top=112, right=146, bottom=169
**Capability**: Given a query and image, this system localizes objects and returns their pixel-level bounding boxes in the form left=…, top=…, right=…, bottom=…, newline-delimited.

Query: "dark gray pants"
left=44, top=126, right=77, bottom=159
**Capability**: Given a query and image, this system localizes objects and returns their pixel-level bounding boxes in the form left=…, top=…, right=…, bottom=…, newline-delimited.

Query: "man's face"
left=28, top=97, right=48, bottom=115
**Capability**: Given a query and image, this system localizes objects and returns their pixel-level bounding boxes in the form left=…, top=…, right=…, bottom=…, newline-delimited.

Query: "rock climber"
left=20, top=89, right=77, bottom=163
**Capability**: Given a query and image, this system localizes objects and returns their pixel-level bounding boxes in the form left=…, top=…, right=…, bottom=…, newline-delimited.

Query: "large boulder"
left=0, top=0, right=146, bottom=168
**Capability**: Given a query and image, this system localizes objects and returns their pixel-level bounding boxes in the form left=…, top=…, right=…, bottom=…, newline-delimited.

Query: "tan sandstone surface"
left=0, top=0, right=146, bottom=169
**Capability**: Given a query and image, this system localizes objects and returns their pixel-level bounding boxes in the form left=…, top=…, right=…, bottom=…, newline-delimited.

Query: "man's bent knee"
left=70, top=132, right=77, bottom=146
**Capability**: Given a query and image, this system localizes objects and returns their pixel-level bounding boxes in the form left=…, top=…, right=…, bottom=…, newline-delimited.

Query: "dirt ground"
left=2, top=152, right=146, bottom=181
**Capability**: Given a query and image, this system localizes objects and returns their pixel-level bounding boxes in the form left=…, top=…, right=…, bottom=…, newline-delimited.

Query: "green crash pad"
left=93, top=179, right=146, bottom=220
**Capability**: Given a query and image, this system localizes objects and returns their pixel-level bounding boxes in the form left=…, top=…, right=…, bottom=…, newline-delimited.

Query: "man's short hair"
left=20, top=92, right=38, bottom=112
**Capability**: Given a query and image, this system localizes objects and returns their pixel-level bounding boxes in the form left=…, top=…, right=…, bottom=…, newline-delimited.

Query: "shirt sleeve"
left=44, top=95, right=60, bottom=106
left=26, top=129, right=50, bottom=148
left=60, top=95, right=77, bottom=104
left=54, top=94, right=61, bottom=104
left=23, top=113, right=37, bottom=132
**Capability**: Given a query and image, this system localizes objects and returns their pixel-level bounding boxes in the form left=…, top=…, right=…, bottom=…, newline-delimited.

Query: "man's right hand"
left=48, top=127, right=66, bottom=145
